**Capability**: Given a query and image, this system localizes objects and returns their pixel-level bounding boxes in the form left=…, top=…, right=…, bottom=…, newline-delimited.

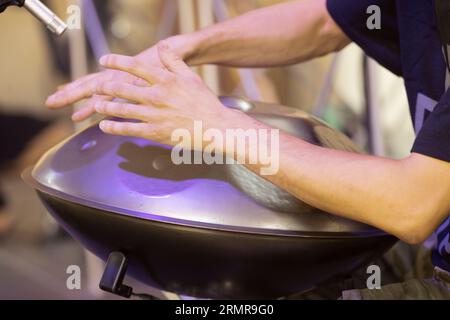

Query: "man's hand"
left=46, top=69, right=148, bottom=122
left=93, top=42, right=239, bottom=148
left=45, top=35, right=199, bottom=122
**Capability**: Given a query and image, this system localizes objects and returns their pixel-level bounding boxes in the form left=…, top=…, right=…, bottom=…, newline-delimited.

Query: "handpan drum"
left=23, top=97, right=396, bottom=299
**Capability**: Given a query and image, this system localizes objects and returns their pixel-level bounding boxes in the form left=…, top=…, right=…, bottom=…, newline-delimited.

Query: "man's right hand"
left=45, top=0, right=347, bottom=122
left=45, top=35, right=195, bottom=122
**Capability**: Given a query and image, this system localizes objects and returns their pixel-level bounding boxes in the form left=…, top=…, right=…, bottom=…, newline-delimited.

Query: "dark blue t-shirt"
left=327, top=0, right=450, bottom=271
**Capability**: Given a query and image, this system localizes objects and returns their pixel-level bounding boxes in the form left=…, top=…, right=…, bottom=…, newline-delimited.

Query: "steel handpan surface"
left=29, top=97, right=380, bottom=237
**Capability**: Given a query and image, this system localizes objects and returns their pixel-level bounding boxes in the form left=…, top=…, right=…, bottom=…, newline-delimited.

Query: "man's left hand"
left=94, top=41, right=239, bottom=147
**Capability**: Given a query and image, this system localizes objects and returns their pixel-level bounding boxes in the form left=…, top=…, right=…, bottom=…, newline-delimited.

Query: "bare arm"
left=231, top=114, right=450, bottom=244
left=180, top=0, right=350, bottom=67
left=46, top=0, right=350, bottom=117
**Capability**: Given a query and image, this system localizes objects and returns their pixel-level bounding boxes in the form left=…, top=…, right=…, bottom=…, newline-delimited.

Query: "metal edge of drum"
left=22, top=167, right=394, bottom=240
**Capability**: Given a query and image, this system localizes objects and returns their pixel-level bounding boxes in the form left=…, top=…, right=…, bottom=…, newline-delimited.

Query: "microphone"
left=0, top=0, right=67, bottom=36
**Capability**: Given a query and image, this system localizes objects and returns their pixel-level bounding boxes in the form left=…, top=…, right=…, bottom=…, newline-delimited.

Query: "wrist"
left=211, top=107, right=270, bottom=160
left=166, top=31, right=210, bottom=65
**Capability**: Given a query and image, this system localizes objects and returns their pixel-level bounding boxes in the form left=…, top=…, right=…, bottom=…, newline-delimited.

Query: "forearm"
left=218, top=111, right=450, bottom=244
left=271, top=139, right=418, bottom=238
left=170, top=0, right=350, bottom=68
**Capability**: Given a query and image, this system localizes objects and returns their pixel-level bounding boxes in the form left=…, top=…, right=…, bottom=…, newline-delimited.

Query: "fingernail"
left=71, top=113, right=81, bottom=122
left=99, top=121, right=108, bottom=132
left=46, top=96, right=55, bottom=105
left=94, top=101, right=102, bottom=112
left=99, top=55, right=108, bottom=65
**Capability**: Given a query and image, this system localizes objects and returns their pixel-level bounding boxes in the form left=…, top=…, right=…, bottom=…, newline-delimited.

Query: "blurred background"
left=0, top=0, right=415, bottom=299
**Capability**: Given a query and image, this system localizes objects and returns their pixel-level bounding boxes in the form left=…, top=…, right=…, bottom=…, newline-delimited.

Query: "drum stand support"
left=99, top=251, right=159, bottom=300
left=99, top=252, right=133, bottom=298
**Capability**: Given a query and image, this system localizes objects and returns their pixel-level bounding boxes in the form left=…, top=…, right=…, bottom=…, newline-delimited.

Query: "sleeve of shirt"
left=326, top=0, right=402, bottom=76
left=412, top=88, right=450, bottom=162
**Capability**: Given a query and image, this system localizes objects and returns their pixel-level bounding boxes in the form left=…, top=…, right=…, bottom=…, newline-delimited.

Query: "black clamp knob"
left=99, top=252, right=133, bottom=299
